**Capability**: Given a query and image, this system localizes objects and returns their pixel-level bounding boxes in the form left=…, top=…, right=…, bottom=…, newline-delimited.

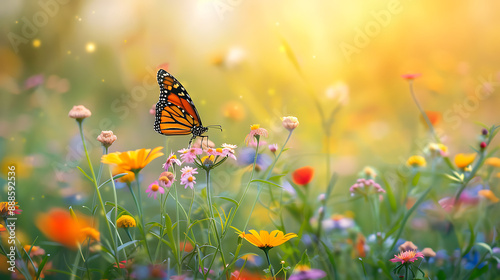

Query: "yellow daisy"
left=239, top=230, right=297, bottom=249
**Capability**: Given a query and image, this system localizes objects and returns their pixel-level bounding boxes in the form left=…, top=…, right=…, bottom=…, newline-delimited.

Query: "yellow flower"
left=101, top=147, right=164, bottom=182
left=454, top=153, right=476, bottom=169
left=406, top=155, right=426, bottom=167
left=478, top=190, right=499, bottom=203
left=201, top=155, right=215, bottom=165
left=239, top=230, right=297, bottom=249
left=117, top=215, right=136, bottom=228
left=80, top=227, right=100, bottom=242
left=485, top=157, right=500, bottom=168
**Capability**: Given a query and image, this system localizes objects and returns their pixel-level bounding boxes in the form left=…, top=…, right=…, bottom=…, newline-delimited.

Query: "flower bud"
left=97, top=131, right=117, bottom=147
left=68, top=105, right=91, bottom=121
left=281, top=116, right=299, bottom=131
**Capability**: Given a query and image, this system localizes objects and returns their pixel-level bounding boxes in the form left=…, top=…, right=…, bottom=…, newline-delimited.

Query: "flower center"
left=159, top=176, right=169, bottom=183
left=151, top=184, right=159, bottom=192
left=216, top=148, right=223, bottom=153
left=188, top=176, right=194, bottom=182
left=250, top=124, right=260, bottom=130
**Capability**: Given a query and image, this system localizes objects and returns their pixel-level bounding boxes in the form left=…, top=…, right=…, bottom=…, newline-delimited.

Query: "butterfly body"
left=154, top=69, right=210, bottom=147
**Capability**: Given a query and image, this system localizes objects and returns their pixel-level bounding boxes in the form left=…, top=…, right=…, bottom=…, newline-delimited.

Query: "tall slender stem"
left=77, top=121, right=118, bottom=264
left=173, top=186, right=182, bottom=273
left=206, top=170, right=228, bottom=276
left=131, top=177, right=153, bottom=263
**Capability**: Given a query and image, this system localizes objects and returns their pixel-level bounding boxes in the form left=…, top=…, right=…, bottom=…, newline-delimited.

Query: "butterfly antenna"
left=207, top=125, right=223, bottom=131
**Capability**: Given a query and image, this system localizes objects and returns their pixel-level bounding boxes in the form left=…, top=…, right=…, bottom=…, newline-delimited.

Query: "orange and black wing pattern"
left=154, top=69, right=203, bottom=136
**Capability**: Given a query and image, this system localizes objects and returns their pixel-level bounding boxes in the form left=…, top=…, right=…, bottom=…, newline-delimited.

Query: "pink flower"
left=158, top=171, right=175, bottom=188
left=349, top=179, right=385, bottom=196
left=180, top=167, right=198, bottom=189
left=206, top=147, right=224, bottom=157
left=181, top=166, right=198, bottom=178
left=390, top=250, right=424, bottom=264
left=244, top=124, right=268, bottom=146
left=146, top=181, right=165, bottom=199
left=178, top=147, right=203, bottom=164
left=180, top=174, right=196, bottom=189
left=222, top=143, right=237, bottom=160
left=401, top=73, right=421, bottom=80
left=163, top=152, right=181, bottom=170
left=269, top=144, right=278, bottom=154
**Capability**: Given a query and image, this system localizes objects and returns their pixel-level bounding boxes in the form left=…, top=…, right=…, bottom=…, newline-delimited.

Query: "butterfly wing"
left=154, top=69, right=203, bottom=136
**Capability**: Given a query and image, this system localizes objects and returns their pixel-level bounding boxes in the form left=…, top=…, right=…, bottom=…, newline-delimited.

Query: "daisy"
left=163, top=152, right=181, bottom=170
left=244, top=124, right=268, bottom=146
left=145, top=181, right=165, bottom=199
left=178, top=147, right=203, bottom=164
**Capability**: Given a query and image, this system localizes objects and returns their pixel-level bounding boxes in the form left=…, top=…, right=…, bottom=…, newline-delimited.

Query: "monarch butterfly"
left=154, top=69, right=220, bottom=147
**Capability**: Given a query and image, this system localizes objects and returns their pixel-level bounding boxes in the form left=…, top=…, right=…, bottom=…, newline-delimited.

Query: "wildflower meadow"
left=2, top=1, right=500, bottom=280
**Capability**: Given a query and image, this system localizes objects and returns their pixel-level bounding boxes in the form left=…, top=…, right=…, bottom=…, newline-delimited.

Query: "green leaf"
left=475, top=242, right=493, bottom=255
left=36, top=254, right=51, bottom=279
left=469, top=264, right=489, bottom=279
left=213, top=196, right=239, bottom=206
left=382, top=175, right=397, bottom=212
left=98, top=173, right=127, bottom=188
left=250, top=179, right=282, bottom=188
left=460, top=222, right=475, bottom=259
left=297, top=250, right=310, bottom=267
left=268, top=174, right=286, bottom=182
left=117, top=240, right=140, bottom=252
left=105, top=202, right=133, bottom=217
left=77, top=166, right=94, bottom=182
left=412, top=172, right=421, bottom=186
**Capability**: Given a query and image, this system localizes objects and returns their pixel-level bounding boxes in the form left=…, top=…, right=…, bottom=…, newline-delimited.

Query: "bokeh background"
left=1, top=0, right=500, bottom=266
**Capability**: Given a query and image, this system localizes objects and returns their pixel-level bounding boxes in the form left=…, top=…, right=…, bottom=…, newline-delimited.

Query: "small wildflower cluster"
left=349, top=178, right=385, bottom=196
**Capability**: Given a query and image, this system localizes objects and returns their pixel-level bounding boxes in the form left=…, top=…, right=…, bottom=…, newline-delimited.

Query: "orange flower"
left=101, top=147, right=163, bottom=182
left=421, top=111, right=441, bottom=126
left=454, top=153, right=476, bottom=168
left=35, top=208, right=97, bottom=249
left=292, top=166, right=315, bottom=186
left=478, top=190, right=499, bottom=203
left=485, top=157, right=500, bottom=168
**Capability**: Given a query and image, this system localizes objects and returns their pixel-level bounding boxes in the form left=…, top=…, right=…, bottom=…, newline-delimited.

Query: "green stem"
left=369, top=195, right=381, bottom=233
left=388, top=185, right=433, bottom=252
left=173, top=184, right=182, bottom=273
left=131, top=178, right=153, bottom=263
left=263, top=248, right=275, bottom=276
left=77, top=121, right=119, bottom=264
left=407, top=81, right=455, bottom=171
left=205, top=169, right=228, bottom=277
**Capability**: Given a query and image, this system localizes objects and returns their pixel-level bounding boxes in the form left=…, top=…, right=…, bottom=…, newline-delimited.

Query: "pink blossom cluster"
left=349, top=179, right=385, bottom=195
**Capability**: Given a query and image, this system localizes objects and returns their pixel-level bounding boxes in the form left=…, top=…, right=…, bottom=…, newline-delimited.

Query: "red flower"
left=401, top=73, right=421, bottom=80
left=292, top=166, right=314, bottom=186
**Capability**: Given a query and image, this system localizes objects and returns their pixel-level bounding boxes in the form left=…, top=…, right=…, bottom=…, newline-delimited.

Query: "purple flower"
left=289, top=266, right=327, bottom=280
